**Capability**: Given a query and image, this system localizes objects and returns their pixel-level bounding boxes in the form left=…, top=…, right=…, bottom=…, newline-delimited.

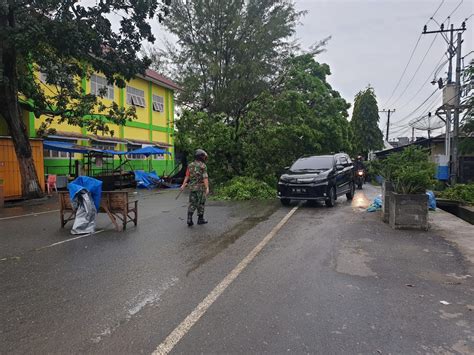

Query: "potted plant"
left=385, top=147, right=436, bottom=230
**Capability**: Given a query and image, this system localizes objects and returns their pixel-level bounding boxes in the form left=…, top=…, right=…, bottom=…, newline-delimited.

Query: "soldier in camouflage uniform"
left=180, top=149, right=209, bottom=226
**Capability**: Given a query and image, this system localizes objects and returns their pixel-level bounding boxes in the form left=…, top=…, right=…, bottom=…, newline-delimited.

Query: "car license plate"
left=292, top=188, right=306, bottom=194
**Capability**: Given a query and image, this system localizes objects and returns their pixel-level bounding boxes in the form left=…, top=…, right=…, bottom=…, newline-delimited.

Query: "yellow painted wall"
left=152, top=131, right=168, bottom=144
left=23, top=69, right=175, bottom=153
left=103, top=124, right=120, bottom=139
left=35, top=117, right=83, bottom=134
left=124, top=77, right=149, bottom=124
left=124, top=126, right=150, bottom=141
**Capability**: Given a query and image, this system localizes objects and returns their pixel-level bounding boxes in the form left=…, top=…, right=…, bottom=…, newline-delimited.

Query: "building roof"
left=143, top=69, right=181, bottom=91
left=375, top=133, right=449, bottom=157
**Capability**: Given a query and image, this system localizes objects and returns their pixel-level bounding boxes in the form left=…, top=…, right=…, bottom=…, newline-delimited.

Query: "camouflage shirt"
left=186, top=160, right=208, bottom=191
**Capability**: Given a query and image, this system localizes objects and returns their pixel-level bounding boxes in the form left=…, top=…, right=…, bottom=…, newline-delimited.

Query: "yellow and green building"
left=0, top=68, right=179, bottom=178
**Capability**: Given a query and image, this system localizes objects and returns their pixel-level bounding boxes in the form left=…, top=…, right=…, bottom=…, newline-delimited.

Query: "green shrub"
left=375, top=146, right=436, bottom=194
left=212, top=176, right=276, bottom=201
left=438, top=183, right=474, bottom=205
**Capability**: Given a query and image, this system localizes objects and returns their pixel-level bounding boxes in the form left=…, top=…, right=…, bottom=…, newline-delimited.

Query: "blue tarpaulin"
left=68, top=176, right=103, bottom=210
left=43, top=140, right=93, bottom=154
left=367, top=195, right=383, bottom=212
left=134, top=170, right=162, bottom=189
left=426, top=190, right=437, bottom=210
left=127, top=146, right=171, bottom=156
left=44, top=140, right=169, bottom=156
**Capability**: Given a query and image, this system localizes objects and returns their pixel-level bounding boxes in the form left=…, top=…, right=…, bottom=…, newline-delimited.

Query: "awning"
left=126, top=146, right=171, bottom=156
left=43, top=140, right=93, bottom=154
left=43, top=140, right=171, bottom=156
left=43, top=140, right=127, bottom=155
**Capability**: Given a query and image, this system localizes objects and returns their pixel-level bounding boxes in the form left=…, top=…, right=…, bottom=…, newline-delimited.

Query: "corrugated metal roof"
left=144, top=69, right=181, bottom=91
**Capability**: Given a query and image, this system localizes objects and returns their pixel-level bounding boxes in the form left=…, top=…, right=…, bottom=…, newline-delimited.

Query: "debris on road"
left=367, top=195, right=382, bottom=212
left=440, top=300, right=451, bottom=305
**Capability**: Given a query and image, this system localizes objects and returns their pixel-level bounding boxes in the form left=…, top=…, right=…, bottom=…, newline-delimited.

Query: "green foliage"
left=350, top=87, right=384, bottom=157
left=175, top=111, right=243, bottom=183
left=438, top=183, right=474, bottom=205
left=375, top=146, right=436, bottom=194
left=2, top=1, right=168, bottom=133
left=175, top=54, right=352, bottom=185
left=460, top=60, right=473, bottom=154
left=162, top=0, right=302, bottom=118
left=212, top=177, right=276, bottom=201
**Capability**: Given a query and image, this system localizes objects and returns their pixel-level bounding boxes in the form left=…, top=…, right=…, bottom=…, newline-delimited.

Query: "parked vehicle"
left=355, top=169, right=365, bottom=189
left=277, top=153, right=355, bottom=207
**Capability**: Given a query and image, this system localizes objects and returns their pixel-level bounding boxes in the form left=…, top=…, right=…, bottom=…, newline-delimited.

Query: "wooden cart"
left=59, top=191, right=138, bottom=231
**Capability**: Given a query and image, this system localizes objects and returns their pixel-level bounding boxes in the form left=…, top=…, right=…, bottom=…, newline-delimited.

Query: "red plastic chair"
left=46, top=174, right=57, bottom=194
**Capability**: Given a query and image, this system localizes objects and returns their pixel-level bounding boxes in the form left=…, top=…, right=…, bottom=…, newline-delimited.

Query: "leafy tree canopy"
left=176, top=54, right=352, bottom=185
left=350, top=86, right=384, bottom=157
left=161, top=0, right=303, bottom=121
left=0, top=0, right=167, bottom=197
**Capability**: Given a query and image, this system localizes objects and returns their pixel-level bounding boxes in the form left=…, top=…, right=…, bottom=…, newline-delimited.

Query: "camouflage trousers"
left=188, top=190, right=206, bottom=215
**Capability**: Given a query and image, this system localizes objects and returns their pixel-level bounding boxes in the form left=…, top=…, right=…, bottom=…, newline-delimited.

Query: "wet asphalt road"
left=1, top=185, right=473, bottom=354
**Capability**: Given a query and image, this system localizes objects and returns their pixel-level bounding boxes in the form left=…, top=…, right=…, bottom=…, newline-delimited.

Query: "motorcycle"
left=355, top=169, right=365, bottom=189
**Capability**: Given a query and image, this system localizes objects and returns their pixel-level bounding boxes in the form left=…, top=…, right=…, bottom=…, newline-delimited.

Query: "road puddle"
left=351, top=191, right=371, bottom=210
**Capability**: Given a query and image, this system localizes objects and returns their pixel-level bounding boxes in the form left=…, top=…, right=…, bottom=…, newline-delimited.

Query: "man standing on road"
left=180, top=149, right=209, bottom=226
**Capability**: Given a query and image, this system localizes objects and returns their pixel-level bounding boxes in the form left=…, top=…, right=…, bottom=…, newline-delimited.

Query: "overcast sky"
left=141, top=0, right=473, bottom=140
left=292, top=0, right=473, bottom=139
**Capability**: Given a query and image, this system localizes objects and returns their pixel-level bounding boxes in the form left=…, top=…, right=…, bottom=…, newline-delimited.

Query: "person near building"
left=180, top=149, right=209, bottom=226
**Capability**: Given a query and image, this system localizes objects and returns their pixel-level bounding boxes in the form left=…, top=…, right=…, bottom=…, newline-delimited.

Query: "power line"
left=397, top=52, right=447, bottom=109
left=389, top=34, right=440, bottom=107
left=444, top=0, right=463, bottom=21
left=382, top=0, right=445, bottom=106
left=383, top=35, right=423, bottom=107
left=393, top=88, right=440, bottom=125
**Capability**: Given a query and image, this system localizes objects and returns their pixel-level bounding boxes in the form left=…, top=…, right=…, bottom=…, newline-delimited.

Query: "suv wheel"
left=346, top=182, right=355, bottom=200
left=325, top=187, right=336, bottom=207
left=280, top=198, right=291, bottom=206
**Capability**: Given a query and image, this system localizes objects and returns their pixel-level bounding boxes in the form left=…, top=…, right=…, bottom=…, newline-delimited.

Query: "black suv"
left=277, top=153, right=355, bottom=207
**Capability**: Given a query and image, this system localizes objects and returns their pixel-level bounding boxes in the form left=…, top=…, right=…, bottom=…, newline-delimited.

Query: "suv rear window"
left=290, top=156, right=334, bottom=171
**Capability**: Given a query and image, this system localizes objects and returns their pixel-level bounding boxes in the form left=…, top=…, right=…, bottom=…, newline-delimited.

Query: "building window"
left=152, top=154, right=165, bottom=160
left=90, top=74, right=114, bottom=100
left=91, top=141, right=116, bottom=159
left=152, top=94, right=164, bottom=112
left=44, top=149, right=70, bottom=159
left=126, top=86, right=146, bottom=107
left=126, top=144, right=146, bottom=160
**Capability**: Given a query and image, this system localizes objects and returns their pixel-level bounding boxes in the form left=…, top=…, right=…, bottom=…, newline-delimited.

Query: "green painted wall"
left=44, top=157, right=174, bottom=177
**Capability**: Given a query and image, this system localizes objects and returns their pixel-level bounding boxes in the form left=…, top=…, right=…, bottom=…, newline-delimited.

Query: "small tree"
left=351, top=86, right=384, bottom=157
left=0, top=1, right=168, bottom=198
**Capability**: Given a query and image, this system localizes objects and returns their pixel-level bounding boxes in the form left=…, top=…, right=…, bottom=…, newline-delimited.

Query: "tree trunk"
left=0, top=3, right=43, bottom=199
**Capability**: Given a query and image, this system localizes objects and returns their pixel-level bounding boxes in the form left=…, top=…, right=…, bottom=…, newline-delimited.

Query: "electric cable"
left=382, top=0, right=445, bottom=107
left=397, top=52, right=447, bottom=110
left=389, top=34, right=440, bottom=107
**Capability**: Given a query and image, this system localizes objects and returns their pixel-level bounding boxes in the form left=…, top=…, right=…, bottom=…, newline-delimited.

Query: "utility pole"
left=423, top=22, right=466, bottom=184
left=452, top=31, right=463, bottom=183
left=379, top=109, right=395, bottom=141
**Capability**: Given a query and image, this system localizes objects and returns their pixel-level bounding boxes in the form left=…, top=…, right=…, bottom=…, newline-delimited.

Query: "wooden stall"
left=0, top=137, right=45, bottom=200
